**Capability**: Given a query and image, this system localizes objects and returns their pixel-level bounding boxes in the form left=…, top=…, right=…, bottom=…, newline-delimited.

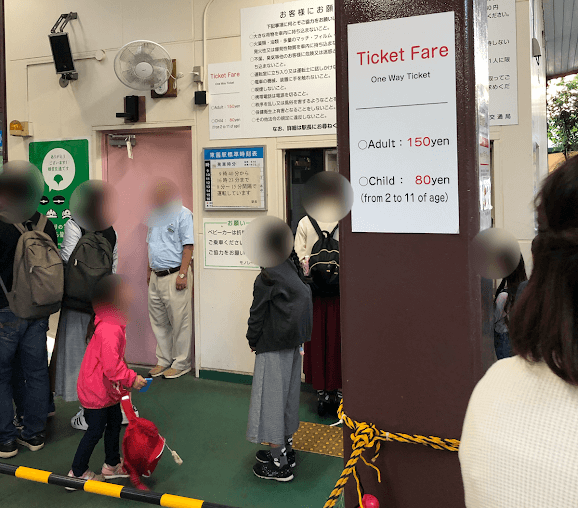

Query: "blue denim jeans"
left=494, top=331, right=513, bottom=360
left=12, top=349, right=55, bottom=419
left=0, top=307, right=49, bottom=443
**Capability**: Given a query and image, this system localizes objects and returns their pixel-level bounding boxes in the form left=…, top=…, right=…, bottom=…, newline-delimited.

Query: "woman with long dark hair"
left=493, top=254, right=527, bottom=359
left=460, top=154, right=578, bottom=506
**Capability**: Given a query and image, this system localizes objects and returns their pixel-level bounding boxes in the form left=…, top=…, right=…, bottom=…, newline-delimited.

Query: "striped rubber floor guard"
left=0, top=462, right=237, bottom=508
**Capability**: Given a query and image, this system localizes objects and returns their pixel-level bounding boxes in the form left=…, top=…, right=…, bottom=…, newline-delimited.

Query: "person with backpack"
left=493, top=254, right=527, bottom=360
left=52, top=216, right=138, bottom=430
left=294, top=214, right=342, bottom=417
left=67, top=274, right=147, bottom=485
left=246, top=250, right=312, bottom=482
left=0, top=210, right=62, bottom=458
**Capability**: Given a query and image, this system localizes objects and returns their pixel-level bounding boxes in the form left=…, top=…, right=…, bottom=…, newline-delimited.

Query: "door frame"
left=93, top=121, right=201, bottom=376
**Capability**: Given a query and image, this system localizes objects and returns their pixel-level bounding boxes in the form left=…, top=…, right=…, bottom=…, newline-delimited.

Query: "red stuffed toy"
left=120, top=395, right=182, bottom=490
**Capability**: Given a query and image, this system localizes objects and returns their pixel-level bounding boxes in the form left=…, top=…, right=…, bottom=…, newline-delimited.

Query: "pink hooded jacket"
left=77, top=313, right=137, bottom=409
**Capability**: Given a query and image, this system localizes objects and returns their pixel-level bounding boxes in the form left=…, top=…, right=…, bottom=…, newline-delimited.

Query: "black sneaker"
left=256, top=449, right=296, bottom=468
left=317, top=392, right=330, bottom=416
left=17, top=433, right=45, bottom=451
left=0, top=440, right=18, bottom=459
left=253, top=461, right=294, bottom=482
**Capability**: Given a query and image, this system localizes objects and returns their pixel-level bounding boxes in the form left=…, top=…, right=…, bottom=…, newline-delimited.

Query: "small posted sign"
left=203, top=218, right=259, bottom=270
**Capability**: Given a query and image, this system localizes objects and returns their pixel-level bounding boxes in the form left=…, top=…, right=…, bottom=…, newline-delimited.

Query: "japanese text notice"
left=240, top=0, right=336, bottom=138
left=487, top=0, right=518, bottom=125
left=203, top=219, right=259, bottom=270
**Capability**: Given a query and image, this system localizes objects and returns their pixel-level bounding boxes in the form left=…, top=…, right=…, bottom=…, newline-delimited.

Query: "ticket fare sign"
left=348, top=12, right=459, bottom=234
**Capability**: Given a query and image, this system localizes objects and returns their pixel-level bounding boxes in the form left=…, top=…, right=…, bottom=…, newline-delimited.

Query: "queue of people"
left=5, top=154, right=578, bottom=499
left=0, top=178, right=195, bottom=474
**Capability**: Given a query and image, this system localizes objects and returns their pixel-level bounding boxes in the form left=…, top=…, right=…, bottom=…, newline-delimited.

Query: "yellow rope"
left=323, top=399, right=460, bottom=508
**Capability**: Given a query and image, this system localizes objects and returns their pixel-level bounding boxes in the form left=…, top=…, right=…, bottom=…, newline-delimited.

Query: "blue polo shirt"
left=147, top=206, right=194, bottom=271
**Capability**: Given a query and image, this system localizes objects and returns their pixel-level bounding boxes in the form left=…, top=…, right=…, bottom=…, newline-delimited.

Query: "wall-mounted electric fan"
left=114, top=40, right=173, bottom=94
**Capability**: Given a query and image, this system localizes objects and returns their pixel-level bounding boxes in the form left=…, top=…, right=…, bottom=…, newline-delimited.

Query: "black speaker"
left=194, top=91, right=207, bottom=105
left=48, top=32, right=76, bottom=74
left=116, top=96, right=140, bottom=122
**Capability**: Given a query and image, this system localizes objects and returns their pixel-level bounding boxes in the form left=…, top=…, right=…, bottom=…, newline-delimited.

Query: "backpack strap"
left=0, top=275, right=9, bottom=299
left=121, top=394, right=138, bottom=423
left=330, top=224, right=339, bottom=238
left=34, top=214, right=48, bottom=233
left=307, top=215, right=324, bottom=240
left=13, top=223, right=26, bottom=234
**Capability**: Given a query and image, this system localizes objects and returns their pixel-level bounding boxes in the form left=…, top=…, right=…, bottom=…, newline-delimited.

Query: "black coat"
left=246, top=259, right=313, bottom=354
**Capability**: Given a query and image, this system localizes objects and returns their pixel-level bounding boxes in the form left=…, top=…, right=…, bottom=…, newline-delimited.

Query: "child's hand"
left=132, top=375, right=147, bottom=390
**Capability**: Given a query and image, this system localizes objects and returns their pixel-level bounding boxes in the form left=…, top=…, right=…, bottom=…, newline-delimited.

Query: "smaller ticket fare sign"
left=348, top=12, right=459, bottom=234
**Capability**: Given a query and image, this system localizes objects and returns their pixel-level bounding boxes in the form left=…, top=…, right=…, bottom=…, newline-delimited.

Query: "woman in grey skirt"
left=246, top=251, right=312, bottom=482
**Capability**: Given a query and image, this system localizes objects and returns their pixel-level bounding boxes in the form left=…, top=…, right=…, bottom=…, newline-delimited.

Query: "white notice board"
left=240, top=0, right=336, bottom=138
left=487, top=0, right=518, bottom=125
left=203, top=147, right=266, bottom=210
left=203, top=219, right=259, bottom=270
left=347, top=12, right=459, bottom=234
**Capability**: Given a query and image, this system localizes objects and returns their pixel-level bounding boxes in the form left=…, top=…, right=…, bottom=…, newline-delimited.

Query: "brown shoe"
left=163, top=367, right=192, bottom=379
left=149, top=365, right=169, bottom=377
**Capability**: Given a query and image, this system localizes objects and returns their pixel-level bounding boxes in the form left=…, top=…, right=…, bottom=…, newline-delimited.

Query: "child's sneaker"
left=102, top=459, right=130, bottom=479
left=71, top=408, right=88, bottom=431
left=65, top=469, right=105, bottom=491
left=253, top=461, right=294, bottom=482
left=256, top=449, right=296, bottom=468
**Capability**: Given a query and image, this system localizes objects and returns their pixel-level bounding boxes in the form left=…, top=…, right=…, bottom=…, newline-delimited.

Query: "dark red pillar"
left=336, top=0, right=492, bottom=506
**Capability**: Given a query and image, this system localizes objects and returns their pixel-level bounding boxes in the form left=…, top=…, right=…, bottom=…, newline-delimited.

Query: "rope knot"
left=352, top=422, right=378, bottom=450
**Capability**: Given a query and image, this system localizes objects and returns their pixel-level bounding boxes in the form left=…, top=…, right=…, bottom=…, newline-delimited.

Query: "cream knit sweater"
left=459, top=356, right=578, bottom=507
left=294, top=215, right=339, bottom=262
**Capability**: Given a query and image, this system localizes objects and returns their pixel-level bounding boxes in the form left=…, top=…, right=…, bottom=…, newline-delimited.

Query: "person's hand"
left=250, top=345, right=256, bottom=353
left=176, top=273, right=187, bottom=291
left=132, top=375, right=147, bottom=390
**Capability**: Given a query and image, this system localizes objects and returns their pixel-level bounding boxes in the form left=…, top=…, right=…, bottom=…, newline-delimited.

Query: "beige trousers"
left=148, top=266, right=193, bottom=371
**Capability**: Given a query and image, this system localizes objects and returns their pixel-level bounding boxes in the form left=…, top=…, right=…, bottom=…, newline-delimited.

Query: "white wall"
left=491, top=0, right=548, bottom=276
left=5, top=0, right=337, bottom=376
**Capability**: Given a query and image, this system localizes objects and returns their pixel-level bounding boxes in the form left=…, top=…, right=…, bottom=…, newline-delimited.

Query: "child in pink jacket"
left=67, top=275, right=146, bottom=485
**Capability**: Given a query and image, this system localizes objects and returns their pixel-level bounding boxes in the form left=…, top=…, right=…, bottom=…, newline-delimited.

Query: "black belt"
left=154, top=267, right=181, bottom=277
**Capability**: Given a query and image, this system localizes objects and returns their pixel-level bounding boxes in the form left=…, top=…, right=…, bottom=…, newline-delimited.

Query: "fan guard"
left=114, top=40, right=172, bottom=91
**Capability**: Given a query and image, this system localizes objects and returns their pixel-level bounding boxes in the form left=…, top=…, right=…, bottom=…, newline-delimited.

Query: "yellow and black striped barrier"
left=324, top=400, right=460, bottom=508
left=0, top=462, right=238, bottom=508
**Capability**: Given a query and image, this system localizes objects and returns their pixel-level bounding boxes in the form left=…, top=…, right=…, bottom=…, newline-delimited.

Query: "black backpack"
left=308, top=216, right=339, bottom=297
left=63, top=226, right=113, bottom=313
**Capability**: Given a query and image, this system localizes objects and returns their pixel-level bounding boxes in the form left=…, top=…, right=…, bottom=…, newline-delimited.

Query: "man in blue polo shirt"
left=147, top=180, right=194, bottom=379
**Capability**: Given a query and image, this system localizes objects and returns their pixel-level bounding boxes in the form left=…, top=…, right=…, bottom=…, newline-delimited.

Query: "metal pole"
left=0, top=462, right=238, bottom=508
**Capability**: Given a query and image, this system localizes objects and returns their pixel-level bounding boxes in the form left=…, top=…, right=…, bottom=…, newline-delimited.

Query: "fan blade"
left=119, top=50, right=137, bottom=66
left=122, top=69, right=138, bottom=83
left=152, top=58, right=172, bottom=72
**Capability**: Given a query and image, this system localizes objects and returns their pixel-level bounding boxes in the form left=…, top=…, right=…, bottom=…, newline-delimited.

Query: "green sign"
left=29, top=139, right=90, bottom=248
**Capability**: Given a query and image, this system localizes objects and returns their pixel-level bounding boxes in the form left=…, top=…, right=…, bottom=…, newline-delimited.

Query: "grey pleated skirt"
left=246, top=346, right=302, bottom=445
left=54, top=308, right=92, bottom=402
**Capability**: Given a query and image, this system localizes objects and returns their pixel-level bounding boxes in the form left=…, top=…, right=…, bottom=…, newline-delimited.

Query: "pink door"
left=102, top=128, right=193, bottom=366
